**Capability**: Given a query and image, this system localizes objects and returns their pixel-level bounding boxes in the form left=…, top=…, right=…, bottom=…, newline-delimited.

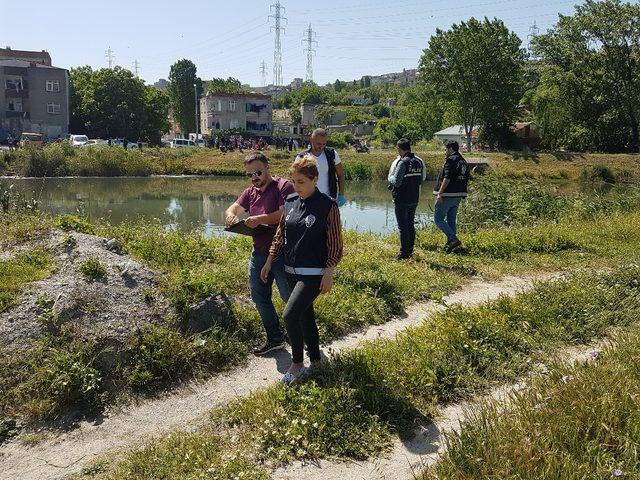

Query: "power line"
left=105, top=46, right=115, bottom=68
left=302, top=24, right=317, bottom=83
left=259, top=61, right=268, bottom=86
left=269, top=1, right=287, bottom=86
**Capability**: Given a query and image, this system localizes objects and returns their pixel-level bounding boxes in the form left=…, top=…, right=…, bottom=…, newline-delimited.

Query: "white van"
left=170, top=139, right=196, bottom=148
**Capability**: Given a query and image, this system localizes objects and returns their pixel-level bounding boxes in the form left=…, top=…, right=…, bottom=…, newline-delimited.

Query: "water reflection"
left=0, top=176, right=437, bottom=236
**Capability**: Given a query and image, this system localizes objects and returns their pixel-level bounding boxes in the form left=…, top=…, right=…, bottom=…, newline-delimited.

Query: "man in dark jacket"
left=296, top=128, right=346, bottom=206
left=433, top=140, right=469, bottom=251
left=387, top=138, right=426, bottom=259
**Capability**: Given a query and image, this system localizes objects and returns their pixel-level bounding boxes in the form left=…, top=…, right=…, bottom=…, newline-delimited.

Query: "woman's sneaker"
left=252, top=339, right=285, bottom=356
left=281, top=366, right=307, bottom=384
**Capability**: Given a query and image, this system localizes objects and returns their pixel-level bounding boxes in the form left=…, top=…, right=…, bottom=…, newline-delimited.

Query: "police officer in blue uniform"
left=387, top=138, right=426, bottom=259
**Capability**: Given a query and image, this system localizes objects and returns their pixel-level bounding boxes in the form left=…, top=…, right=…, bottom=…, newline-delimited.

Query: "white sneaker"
left=280, top=366, right=307, bottom=384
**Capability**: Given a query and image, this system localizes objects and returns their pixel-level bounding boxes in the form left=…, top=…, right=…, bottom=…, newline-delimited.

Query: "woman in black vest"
left=261, top=156, right=344, bottom=383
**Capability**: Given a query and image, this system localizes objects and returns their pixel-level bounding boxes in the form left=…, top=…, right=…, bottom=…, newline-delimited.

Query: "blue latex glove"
left=337, top=194, right=346, bottom=207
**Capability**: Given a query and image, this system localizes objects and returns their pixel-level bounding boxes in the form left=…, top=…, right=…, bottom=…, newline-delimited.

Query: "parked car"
left=67, top=134, right=89, bottom=147
left=110, top=138, right=140, bottom=149
left=170, top=139, right=197, bottom=148
left=81, top=139, right=109, bottom=147
left=19, top=132, right=44, bottom=147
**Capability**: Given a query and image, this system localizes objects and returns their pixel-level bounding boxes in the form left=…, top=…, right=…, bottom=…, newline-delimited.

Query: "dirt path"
left=273, top=328, right=610, bottom=480
left=0, top=273, right=555, bottom=480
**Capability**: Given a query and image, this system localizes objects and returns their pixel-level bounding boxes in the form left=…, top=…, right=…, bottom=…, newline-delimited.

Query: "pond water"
left=0, top=176, right=440, bottom=236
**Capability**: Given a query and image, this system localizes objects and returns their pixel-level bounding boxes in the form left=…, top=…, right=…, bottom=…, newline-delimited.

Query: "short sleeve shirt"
left=236, top=176, right=295, bottom=253
left=305, top=150, right=341, bottom=196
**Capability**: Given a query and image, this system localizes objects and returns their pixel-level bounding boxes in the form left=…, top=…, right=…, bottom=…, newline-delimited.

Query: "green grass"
left=79, top=267, right=640, bottom=477
left=3, top=177, right=640, bottom=430
left=0, top=249, right=54, bottom=313
left=424, top=317, right=640, bottom=479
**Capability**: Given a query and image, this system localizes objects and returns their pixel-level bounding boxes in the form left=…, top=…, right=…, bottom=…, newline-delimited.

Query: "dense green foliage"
left=530, top=0, right=640, bottom=152
left=205, top=77, right=246, bottom=94
left=70, top=66, right=170, bottom=144
left=168, top=59, right=203, bottom=136
left=420, top=17, right=526, bottom=149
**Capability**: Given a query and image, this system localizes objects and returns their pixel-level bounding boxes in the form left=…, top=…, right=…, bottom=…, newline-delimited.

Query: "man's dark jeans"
left=394, top=202, right=418, bottom=258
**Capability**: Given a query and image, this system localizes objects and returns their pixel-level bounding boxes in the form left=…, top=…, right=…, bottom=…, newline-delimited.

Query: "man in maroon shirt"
left=225, top=152, right=295, bottom=355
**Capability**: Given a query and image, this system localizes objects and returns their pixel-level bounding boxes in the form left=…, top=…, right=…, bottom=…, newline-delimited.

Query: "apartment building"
left=200, top=92, right=272, bottom=136
left=0, top=47, right=69, bottom=139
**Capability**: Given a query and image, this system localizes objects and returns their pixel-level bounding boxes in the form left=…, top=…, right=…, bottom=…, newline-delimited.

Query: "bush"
left=326, top=131, right=354, bottom=149
left=55, top=214, right=95, bottom=234
left=78, top=258, right=107, bottom=281
left=580, top=164, right=616, bottom=183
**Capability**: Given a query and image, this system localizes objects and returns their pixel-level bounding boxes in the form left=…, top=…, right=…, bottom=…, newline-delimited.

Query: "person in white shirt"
left=296, top=128, right=346, bottom=206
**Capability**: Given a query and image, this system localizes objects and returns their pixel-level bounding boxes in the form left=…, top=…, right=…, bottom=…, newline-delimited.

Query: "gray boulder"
left=105, top=238, right=123, bottom=254
left=185, top=292, right=234, bottom=334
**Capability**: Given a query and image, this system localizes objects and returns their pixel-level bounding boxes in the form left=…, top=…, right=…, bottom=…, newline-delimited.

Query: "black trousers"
left=283, top=274, right=322, bottom=363
left=394, top=202, right=418, bottom=257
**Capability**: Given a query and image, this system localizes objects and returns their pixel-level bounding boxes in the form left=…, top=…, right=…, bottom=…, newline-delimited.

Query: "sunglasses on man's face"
left=245, top=170, right=262, bottom=178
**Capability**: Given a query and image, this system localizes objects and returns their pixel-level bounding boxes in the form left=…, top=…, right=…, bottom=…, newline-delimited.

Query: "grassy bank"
left=1, top=144, right=638, bottom=183
left=2, top=178, right=640, bottom=430
left=424, top=318, right=640, bottom=479
left=77, top=266, right=640, bottom=478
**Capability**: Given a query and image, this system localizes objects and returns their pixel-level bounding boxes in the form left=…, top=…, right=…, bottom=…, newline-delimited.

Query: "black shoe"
left=444, top=240, right=462, bottom=252
left=253, top=339, right=285, bottom=356
left=395, top=253, right=411, bottom=260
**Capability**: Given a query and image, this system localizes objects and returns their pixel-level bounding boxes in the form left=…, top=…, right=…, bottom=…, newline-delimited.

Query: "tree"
left=206, top=77, right=246, bottom=94
left=168, top=59, right=202, bottom=135
left=290, top=108, right=302, bottom=125
left=532, top=0, right=640, bottom=152
left=374, top=117, right=422, bottom=146
left=140, top=88, right=170, bottom=144
left=419, top=17, right=526, bottom=150
left=315, top=105, right=336, bottom=126
left=289, top=84, right=330, bottom=106
left=69, top=66, right=168, bottom=142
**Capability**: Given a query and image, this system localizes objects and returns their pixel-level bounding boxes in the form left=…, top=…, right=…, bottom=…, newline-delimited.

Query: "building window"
left=217, top=100, right=222, bottom=111
left=229, top=100, right=237, bottom=112
left=8, top=99, right=23, bottom=112
left=47, top=103, right=61, bottom=114
left=46, top=80, right=60, bottom=92
left=5, top=79, right=23, bottom=90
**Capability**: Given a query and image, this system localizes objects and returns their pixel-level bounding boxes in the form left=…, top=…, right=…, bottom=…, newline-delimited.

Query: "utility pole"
left=260, top=61, right=268, bottom=87
left=302, top=24, right=317, bottom=83
left=133, top=59, right=140, bottom=77
left=105, top=47, right=115, bottom=68
left=269, top=1, right=287, bottom=86
left=193, top=83, right=199, bottom=143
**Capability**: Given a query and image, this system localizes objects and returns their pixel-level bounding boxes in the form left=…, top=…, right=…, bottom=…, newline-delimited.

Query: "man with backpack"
left=388, top=138, right=426, bottom=259
left=296, top=128, right=346, bottom=206
left=433, top=140, right=469, bottom=252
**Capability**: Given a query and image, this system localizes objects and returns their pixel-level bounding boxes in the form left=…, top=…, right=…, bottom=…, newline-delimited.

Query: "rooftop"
left=0, top=47, right=52, bottom=66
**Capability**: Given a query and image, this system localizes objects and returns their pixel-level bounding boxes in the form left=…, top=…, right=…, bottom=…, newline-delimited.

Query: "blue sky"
left=1, top=0, right=586, bottom=86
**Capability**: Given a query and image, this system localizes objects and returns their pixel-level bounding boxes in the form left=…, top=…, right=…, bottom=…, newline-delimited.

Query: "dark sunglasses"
left=245, top=170, right=262, bottom=178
